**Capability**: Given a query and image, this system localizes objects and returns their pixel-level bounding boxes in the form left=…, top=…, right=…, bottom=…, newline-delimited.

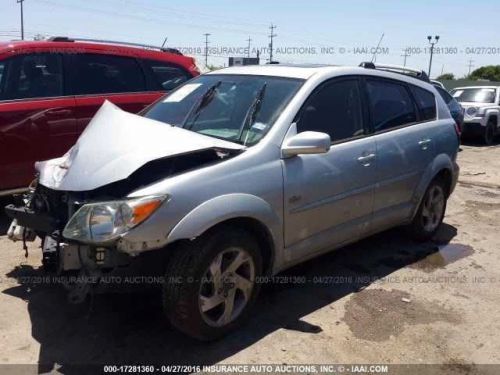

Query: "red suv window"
left=2, top=53, right=64, bottom=100
left=141, top=59, right=191, bottom=91
left=72, top=53, right=146, bottom=95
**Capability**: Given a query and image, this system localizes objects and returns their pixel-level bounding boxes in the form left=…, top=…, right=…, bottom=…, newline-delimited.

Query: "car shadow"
left=2, top=223, right=458, bottom=373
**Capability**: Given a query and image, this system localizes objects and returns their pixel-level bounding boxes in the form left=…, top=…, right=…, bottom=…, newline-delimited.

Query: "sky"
left=1, top=0, right=500, bottom=78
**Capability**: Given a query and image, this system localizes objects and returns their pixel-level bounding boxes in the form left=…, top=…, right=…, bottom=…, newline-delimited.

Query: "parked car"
left=431, top=79, right=445, bottom=89
left=449, top=86, right=500, bottom=145
left=6, top=63, right=459, bottom=340
left=433, top=85, right=464, bottom=133
left=0, top=37, right=200, bottom=194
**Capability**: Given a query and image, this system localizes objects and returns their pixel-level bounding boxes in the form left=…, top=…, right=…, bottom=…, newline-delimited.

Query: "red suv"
left=0, top=37, right=200, bottom=194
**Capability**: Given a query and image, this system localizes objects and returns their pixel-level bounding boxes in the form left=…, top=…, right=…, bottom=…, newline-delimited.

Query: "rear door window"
left=142, top=59, right=191, bottom=91
left=410, top=85, right=436, bottom=121
left=2, top=53, right=63, bottom=100
left=72, top=54, right=146, bottom=95
left=366, top=79, right=417, bottom=132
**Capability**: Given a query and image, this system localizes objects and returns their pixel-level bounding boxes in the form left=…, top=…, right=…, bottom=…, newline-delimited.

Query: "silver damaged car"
left=5, top=63, right=460, bottom=340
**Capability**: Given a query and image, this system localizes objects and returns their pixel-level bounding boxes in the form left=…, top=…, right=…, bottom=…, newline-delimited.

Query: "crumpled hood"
left=37, top=101, right=244, bottom=191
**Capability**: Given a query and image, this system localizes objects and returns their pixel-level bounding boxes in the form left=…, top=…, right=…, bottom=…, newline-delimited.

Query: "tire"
left=162, top=226, right=263, bottom=340
left=407, top=178, right=447, bottom=242
left=484, top=120, right=496, bottom=146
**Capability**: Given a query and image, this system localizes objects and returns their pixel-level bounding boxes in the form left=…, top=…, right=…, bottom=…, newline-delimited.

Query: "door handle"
left=357, top=153, right=376, bottom=166
left=418, top=139, right=432, bottom=150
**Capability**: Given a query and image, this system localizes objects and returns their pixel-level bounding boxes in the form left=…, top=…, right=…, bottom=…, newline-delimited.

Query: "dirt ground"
left=0, top=142, right=499, bottom=373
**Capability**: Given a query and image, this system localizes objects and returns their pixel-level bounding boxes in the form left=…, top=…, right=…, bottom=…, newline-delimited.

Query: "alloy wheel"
left=421, top=185, right=445, bottom=232
left=198, top=248, right=255, bottom=327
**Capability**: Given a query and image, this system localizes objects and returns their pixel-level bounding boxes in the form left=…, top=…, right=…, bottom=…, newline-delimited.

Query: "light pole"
left=17, top=0, right=25, bottom=40
left=427, top=35, right=439, bottom=77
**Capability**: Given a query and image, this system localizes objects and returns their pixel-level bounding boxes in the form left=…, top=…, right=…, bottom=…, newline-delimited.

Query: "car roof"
left=0, top=40, right=198, bottom=72
left=208, top=64, right=339, bottom=79
left=208, top=64, right=434, bottom=88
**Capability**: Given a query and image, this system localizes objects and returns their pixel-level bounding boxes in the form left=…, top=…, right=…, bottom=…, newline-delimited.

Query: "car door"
left=364, top=78, right=437, bottom=230
left=68, top=53, right=162, bottom=133
left=0, top=52, right=76, bottom=191
left=282, top=77, right=377, bottom=262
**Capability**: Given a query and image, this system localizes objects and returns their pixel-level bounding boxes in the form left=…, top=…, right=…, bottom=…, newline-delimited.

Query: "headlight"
left=466, top=107, right=478, bottom=116
left=63, top=195, right=167, bottom=244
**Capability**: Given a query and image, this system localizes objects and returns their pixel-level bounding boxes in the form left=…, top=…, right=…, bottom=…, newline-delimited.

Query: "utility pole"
left=246, top=36, right=252, bottom=58
left=203, top=33, right=210, bottom=68
left=268, top=24, right=277, bottom=63
left=401, top=49, right=410, bottom=67
left=17, top=0, right=25, bottom=40
left=467, top=59, right=475, bottom=76
left=427, top=35, right=440, bottom=77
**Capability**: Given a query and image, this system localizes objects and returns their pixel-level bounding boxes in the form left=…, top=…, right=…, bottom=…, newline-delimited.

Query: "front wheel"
left=484, top=120, right=496, bottom=145
left=407, top=179, right=447, bottom=241
left=162, top=226, right=262, bottom=340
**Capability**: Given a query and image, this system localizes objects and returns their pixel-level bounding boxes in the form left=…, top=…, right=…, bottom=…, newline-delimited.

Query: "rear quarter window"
left=410, top=85, right=437, bottom=121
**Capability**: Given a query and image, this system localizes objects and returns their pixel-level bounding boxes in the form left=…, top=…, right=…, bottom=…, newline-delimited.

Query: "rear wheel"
left=162, top=226, right=262, bottom=340
left=408, top=179, right=447, bottom=241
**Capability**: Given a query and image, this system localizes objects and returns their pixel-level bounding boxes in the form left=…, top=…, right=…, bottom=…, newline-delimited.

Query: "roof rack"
left=48, top=36, right=183, bottom=55
left=359, top=62, right=430, bottom=82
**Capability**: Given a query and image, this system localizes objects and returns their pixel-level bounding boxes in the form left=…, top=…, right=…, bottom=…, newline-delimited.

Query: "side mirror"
left=281, top=131, right=331, bottom=158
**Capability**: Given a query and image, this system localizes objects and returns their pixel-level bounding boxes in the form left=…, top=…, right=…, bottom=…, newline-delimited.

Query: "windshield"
left=143, top=74, right=303, bottom=146
left=451, top=88, right=497, bottom=103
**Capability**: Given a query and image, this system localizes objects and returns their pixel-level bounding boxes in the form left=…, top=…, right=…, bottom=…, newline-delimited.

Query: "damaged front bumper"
left=4, top=188, right=168, bottom=303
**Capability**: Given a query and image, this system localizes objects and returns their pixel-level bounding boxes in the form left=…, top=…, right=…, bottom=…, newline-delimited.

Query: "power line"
left=268, top=24, right=277, bottom=63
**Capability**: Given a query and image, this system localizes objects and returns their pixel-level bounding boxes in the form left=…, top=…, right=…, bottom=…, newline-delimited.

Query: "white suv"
left=451, top=86, right=500, bottom=145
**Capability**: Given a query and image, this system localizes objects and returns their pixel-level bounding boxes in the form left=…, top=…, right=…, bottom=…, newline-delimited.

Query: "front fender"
left=167, top=193, right=282, bottom=244
left=117, top=194, right=284, bottom=270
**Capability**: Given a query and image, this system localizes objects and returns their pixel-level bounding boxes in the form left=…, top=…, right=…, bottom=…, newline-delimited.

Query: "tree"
left=436, top=73, right=455, bottom=81
left=469, top=65, right=500, bottom=81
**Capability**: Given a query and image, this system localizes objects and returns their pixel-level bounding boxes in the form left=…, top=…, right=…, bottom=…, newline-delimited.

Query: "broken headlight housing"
left=63, top=195, right=167, bottom=244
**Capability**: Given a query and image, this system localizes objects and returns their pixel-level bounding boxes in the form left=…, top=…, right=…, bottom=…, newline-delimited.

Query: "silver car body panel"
left=24, top=65, right=458, bottom=275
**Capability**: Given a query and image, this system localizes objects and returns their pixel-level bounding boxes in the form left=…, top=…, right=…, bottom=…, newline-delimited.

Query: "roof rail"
left=47, top=36, right=183, bottom=55
left=359, top=61, right=430, bottom=82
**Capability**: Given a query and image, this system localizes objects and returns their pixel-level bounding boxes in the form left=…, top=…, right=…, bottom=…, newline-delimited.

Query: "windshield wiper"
left=182, top=81, right=222, bottom=129
left=237, top=82, right=267, bottom=144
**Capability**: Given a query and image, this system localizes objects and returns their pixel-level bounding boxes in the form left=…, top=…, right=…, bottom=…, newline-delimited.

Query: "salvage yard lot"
left=0, top=144, right=499, bottom=370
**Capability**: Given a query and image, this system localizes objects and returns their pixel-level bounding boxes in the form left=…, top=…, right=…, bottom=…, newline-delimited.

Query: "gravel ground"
left=0, top=143, right=499, bottom=373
